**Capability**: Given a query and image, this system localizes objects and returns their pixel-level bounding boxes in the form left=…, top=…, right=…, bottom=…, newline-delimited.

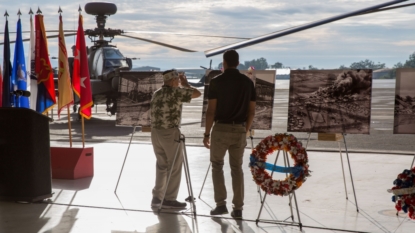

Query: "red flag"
left=35, top=14, right=56, bottom=113
left=72, top=14, right=93, bottom=119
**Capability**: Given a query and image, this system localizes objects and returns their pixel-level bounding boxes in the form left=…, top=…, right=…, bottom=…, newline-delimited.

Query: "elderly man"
left=203, top=50, right=256, bottom=218
left=150, top=69, right=201, bottom=209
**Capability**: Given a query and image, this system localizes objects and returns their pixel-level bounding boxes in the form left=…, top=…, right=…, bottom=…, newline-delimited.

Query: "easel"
left=114, top=127, right=196, bottom=217
left=255, top=149, right=302, bottom=230
left=198, top=130, right=262, bottom=199
left=306, top=132, right=359, bottom=212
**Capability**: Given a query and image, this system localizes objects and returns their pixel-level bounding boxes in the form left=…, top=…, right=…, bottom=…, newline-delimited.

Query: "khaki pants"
left=210, top=123, right=247, bottom=210
left=151, top=128, right=183, bottom=201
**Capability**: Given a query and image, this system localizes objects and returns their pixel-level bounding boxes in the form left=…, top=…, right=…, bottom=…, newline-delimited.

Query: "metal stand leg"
left=338, top=141, right=349, bottom=200
left=248, top=130, right=263, bottom=200
left=115, top=126, right=137, bottom=194
left=256, top=150, right=281, bottom=224
left=181, top=135, right=197, bottom=217
left=255, top=149, right=302, bottom=230
left=305, top=132, right=311, bottom=149
left=157, top=134, right=196, bottom=216
left=198, top=162, right=211, bottom=198
left=342, top=133, right=359, bottom=212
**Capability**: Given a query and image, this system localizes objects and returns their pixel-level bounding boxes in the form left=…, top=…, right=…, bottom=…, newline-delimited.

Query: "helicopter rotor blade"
left=124, top=30, right=250, bottom=40
left=119, top=34, right=197, bottom=52
left=204, top=0, right=411, bottom=57
left=0, top=32, right=77, bottom=45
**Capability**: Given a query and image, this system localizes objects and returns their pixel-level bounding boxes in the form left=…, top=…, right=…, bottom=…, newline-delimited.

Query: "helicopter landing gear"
left=105, top=98, right=117, bottom=116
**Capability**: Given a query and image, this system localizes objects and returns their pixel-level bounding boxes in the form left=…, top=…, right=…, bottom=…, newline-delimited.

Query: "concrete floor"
left=1, top=141, right=415, bottom=233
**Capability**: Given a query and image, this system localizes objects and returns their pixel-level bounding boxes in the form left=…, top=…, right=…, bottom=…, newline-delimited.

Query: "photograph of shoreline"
left=393, top=68, right=415, bottom=134
left=201, top=69, right=275, bottom=130
left=287, top=69, right=373, bottom=134
left=116, top=71, right=163, bottom=127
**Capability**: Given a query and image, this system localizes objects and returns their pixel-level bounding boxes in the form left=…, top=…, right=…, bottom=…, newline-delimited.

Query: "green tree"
left=243, top=57, right=269, bottom=70
left=308, top=65, right=319, bottom=70
left=270, top=62, right=284, bottom=69
left=349, top=59, right=386, bottom=69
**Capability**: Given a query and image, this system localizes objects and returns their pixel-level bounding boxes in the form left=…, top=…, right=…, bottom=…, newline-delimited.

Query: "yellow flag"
left=57, top=14, right=74, bottom=118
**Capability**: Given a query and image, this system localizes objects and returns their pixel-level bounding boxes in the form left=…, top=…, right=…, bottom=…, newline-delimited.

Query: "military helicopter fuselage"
left=68, top=2, right=133, bottom=115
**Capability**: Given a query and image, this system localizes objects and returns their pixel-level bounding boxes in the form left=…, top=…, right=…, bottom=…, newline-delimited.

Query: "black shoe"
left=151, top=197, right=162, bottom=207
left=210, top=205, right=228, bottom=215
left=162, top=200, right=187, bottom=209
left=231, top=210, right=242, bottom=219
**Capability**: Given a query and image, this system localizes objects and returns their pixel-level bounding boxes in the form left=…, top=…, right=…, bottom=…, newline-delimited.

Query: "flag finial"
left=17, top=9, right=21, bottom=17
left=78, top=5, right=82, bottom=13
left=37, top=7, right=42, bottom=14
left=58, top=6, right=62, bottom=14
left=4, top=10, right=9, bottom=17
left=29, top=8, right=33, bottom=15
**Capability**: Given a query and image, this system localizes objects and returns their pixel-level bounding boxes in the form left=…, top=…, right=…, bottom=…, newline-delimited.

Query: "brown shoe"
left=210, top=205, right=228, bottom=215
left=231, top=210, right=242, bottom=219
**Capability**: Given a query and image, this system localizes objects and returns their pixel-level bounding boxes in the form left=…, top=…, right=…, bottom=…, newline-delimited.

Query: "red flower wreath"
left=249, top=133, right=310, bottom=196
left=389, top=167, right=415, bottom=219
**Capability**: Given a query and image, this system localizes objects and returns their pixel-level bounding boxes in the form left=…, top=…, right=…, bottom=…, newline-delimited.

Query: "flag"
left=12, top=18, right=29, bottom=108
left=2, top=19, right=13, bottom=107
left=73, top=14, right=93, bottom=119
left=35, top=14, right=56, bottom=114
left=28, top=12, right=37, bottom=110
left=57, top=14, right=73, bottom=118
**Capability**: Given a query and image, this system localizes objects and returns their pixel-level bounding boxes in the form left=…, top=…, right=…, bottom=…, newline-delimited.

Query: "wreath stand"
left=255, top=149, right=302, bottom=230
left=115, top=127, right=197, bottom=217
left=198, top=130, right=262, bottom=199
left=306, top=132, right=359, bottom=212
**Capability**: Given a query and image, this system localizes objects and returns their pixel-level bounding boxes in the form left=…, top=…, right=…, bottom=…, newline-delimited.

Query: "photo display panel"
left=201, top=69, right=276, bottom=130
left=393, top=68, right=415, bottom=134
left=116, top=71, right=163, bottom=127
left=287, top=69, right=372, bottom=134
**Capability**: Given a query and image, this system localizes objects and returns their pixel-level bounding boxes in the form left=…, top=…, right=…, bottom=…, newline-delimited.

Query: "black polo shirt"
left=208, top=68, right=256, bottom=123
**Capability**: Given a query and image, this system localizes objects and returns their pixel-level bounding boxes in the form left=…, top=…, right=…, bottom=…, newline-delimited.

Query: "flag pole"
left=81, top=116, right=85, bottom=148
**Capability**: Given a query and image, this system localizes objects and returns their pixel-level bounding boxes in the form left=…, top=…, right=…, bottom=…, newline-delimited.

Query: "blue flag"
left=12, top=18, right=29, bottom=108
left=2, top=18, right=12, bottom=107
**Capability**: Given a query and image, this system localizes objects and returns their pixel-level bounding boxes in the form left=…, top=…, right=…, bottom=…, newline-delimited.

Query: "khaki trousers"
left=151, top=128, right=183, bottom=201
left=210, top=123, right=247, bottom=210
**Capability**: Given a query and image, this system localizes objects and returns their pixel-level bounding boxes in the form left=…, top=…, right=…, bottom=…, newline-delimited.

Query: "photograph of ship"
left=393, top=68, right=415, bottom=134
left=287, top=69, right=372, bottom=134
left=116, top=71, right=163, bottom=127
left=201, top=69, right=275, bottom=130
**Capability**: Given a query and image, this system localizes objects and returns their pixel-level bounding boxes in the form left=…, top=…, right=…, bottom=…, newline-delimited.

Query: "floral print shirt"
left=150, top=86, right=193, bottom=129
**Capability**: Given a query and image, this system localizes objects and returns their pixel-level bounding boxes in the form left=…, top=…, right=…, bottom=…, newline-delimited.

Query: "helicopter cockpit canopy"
left=88, top=46, right=129, bottom=80
left=103, top=48, right=129, bottom=68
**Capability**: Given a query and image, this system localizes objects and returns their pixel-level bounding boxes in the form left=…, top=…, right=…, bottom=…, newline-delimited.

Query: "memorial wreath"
left=249, top=133, right=310, bottom=196
left=389, top=167, right=415, bottom=219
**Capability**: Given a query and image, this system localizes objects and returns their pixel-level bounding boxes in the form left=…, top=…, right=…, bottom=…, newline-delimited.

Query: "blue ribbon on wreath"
left=250, top=155, right=303, bottom=178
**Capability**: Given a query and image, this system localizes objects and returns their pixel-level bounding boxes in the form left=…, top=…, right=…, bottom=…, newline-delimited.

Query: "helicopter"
left=2, top=1, right=248, bottom=116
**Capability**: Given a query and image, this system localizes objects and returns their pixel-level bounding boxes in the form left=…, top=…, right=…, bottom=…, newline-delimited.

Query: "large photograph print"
left=393, top=68, right=415, bottom=134
left=287, top=69, right=372, bottom=134
left=201, top=69, right=275, bottom=130
left=116, top=71, right=163, bottom=127
left=241, top=69, right=276, bottom=130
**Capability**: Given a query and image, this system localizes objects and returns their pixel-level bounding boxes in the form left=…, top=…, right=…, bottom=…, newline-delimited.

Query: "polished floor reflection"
left=1, top=141, right=414, bottom=233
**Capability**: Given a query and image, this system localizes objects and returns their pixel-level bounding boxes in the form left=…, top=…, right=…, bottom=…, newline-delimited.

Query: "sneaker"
left=162, top=200, right=187, bottom=209
left=151, top=197, right=162, bottom=207
left=231, top=210, right=242, bottom=219
left=210, top=205, right=228, bottom=215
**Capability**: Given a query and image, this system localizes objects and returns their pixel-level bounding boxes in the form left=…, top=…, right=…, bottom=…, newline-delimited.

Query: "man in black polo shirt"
left=203, top=49, right=256, bottom=219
